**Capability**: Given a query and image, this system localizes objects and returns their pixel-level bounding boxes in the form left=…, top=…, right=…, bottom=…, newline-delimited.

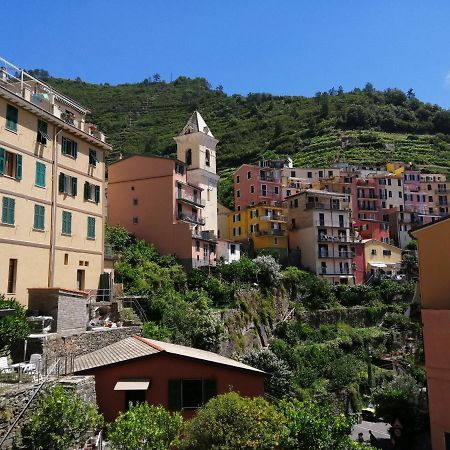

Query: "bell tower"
left=174, top=111, right=219, bottom=234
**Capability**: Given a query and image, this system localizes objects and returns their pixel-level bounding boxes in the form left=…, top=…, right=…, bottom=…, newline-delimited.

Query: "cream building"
left=174, top=111, right=219, bottom=235
left=0, top=57, right=111, bottom=306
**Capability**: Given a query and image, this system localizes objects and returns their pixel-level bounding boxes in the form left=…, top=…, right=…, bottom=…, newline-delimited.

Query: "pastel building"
left=0, top=57, right=110, bottom=306
left=411, top=217, right=450, bottom=450
left=288, top=190, right=355, bottom=284
left=107, top=113, right=219, bottom=270
left=227, top=204, right=288, bottom=259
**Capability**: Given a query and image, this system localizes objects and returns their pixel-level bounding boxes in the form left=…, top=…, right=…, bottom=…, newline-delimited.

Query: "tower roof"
left=179, top=111, right=214, bottom=138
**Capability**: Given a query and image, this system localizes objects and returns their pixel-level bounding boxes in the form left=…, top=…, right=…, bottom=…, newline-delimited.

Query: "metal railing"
left=260, top=214, right=286, bottom=222
left=176, top=191, right=205, bottom=207
left=177, top=212, right=205, bottom=225
left=254, top=229, right=287, bottom=237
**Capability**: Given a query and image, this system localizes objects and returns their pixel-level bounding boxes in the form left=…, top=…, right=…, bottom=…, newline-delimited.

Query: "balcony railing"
left=254, top=229, right=287, bottom=237
left=318, top=234, right=360, bottom=243
left=192, top=230, right=218, bottom=242
left=320, top=268, right=353, bottom=276
left=177, top=212, right=205, bottom=225
left=306, top=202, right=350, bottom=211
left=177, top=191, right=205, bottom=207
left=318, top=251, right=354, bottom=259
left=316, top=220, right=349, bottom=228
left=260, top=214, right=286, bottom=222
left=436, top=188, right=448, bottom=194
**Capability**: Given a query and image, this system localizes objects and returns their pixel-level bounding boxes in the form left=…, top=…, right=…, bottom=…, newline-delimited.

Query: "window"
left=397, top=179, right=402, bottom=186
left=274, top=186, right=279, bottom=194
left=83, top=182, right=100, bottom=203
left=371, top=249, right=377, bottom=255
left=2, top=197, right=15, bottom=225
left=247, top=171, right=251, bottom=179
left=398, top=191, right=402, bottom=198
left=388, top=179, right=391, bottom=186
left=388, top=191, right=392, bottom=198
left=444, top=431, right=450, bottom=450
left=7, top=259, right=17, bottom=294
left=286, top=189, right=291, bottom=197
left=87, top=217, right=96, bottom=239
left=236, top=175, right=240, bottom=183
left=64, top=253, right=69, bottom=265
left=291, top=170, right=296, bottom=177
left=125, top=390, right=146, bottom=411
left=307, top=171, right=312, bottom=178
left=168, top=379, right=217, bottom=411
left=319, top=170, right=323, bottom=178
left=61, top=137, right=78, bottom=158
left=250, top=185, right=255, bottom=194
left=230, top=244, right=236, bottom=254
left=175, top=163, right=184, bottom=175
left=133, top=198, right=138, bottom=205
left=205, top=149, right=210, bottom=167
left=59, top=173, right=77, bottom=196
left=383, top=249, right=391, bottom=256
left=35, top=162, right=46, bottom=187
left=5, top=105, right=18, bottom=132
left=33, top=204, right=45, bottom=230
left=236, top=190, right=240, bottom=198
left=274, top=237, right=278, bottom=245
left=186, top=149, right=192, bottom=166
left=328, top=170, right=333, bottom=177
left=195, top=240, right=200, bottom=252
left=133, top=217, right=139, bottom=224
left=62, top=211, right=72, bottom=235
left=37, top=120, right=49, bottom=145
left=89, top=149, right=97, bottom=166
left=0, top=148, right=22, bottom=179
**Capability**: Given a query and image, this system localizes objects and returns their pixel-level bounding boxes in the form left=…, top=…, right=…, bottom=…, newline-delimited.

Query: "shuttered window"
left=89, top=149, right=97, bottom=166
left=167, top=379, right=217, bottom=411
left=61, top=137, right=78, bottom=158
left=87, top=216, right=95, bottom=239
left=62, top=211, right=72, bottom=235
left=5, top=105, right=18, bottom=132
left=35, top=162, right=46, bottom=187
left=37, top=120, right=49, bottom=145
left=0, top=149, right=22, bottom=180
left=58, top=173, right=77, bottom=196
left=2, top=197, right=15, bottom=225
left=84, top=181, right=100, bottom=203
left=33, top=204, right=45, bottom=230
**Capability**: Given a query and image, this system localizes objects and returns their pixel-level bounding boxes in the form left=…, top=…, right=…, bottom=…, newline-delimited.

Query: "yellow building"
left=361, top=239, right=402, bottom=279
left=0, top=57, right=111, bottom=306
left=217, top=202, right=232, bottom=240
left=227, top=204, right=288, bottom=258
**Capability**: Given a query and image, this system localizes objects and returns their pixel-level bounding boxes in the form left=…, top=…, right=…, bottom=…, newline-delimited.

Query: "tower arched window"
left=205, top=149, right=210, bottom=167
left=186, top=149, right=192, bottom=166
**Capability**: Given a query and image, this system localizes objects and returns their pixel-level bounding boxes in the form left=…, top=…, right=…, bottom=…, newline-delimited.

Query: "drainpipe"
left=48, top=126, right=62, bottom=287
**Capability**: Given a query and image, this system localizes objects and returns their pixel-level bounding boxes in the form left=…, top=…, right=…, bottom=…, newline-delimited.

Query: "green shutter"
left=36, top=162, right=46, bottom=187
left=2, top=197, right=15, bottom=225
left=71, top=177, right=77, bottom=196
left=0, top=148, right=5, bottom=175
left=62, top=211, right=72, bottom=235
left=95, top=185, right=100, bottom=203
left=34, top=204, right=45, bottom=230
left=168, top=380, right=182, bottom=411
left=15, top=154, right=22, bottom=180
left=87, top=217, right=95, bottom=239
left=89, top=149, right=97, bottom=166
left=6, top=105, right=18, bottom=132
left=73, top=142, right=78, bottom=159
left=62, top=137, right=67, bottom=155
left=203, top=379, right=217, bottom=404
left=84, top=182, right=90, bottom=200
left=59, top=173, right=65, bottom=193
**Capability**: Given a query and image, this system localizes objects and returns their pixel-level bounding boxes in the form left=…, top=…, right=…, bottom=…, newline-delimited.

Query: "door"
left=76, top=269, right=85, bottom=290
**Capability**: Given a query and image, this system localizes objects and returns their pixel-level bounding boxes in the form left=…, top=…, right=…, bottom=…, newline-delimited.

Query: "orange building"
left=107, top=113, right=219, bottom=270
left=411, top=217, right=450, bottom=450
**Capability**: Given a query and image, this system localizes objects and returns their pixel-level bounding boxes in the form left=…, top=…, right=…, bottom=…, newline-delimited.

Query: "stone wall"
left=0, top=376, right=96, bottom=448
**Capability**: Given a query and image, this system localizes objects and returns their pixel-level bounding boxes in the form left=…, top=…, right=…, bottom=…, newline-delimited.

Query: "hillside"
left=44, top=76, right=450, bottom=208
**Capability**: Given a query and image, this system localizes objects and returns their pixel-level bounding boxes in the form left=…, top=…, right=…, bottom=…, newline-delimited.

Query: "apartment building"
left=107, top=113, right=218, bottom=270
left=288, top=190, right=355, bottom=284
left=411, top=217, right=450, bottom=450
left=227, top=204, right=288, bottom=259
left=0, top=57, right=110, bottom=306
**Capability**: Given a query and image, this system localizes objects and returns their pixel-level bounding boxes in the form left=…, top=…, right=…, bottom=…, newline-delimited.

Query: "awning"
left=369, top=262, right=387, bottom=268
left=114, top=379, right=150, bottom=391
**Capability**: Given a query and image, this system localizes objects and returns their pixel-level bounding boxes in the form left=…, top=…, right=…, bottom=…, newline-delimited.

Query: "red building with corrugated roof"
left=74, top=336, right=266, bottom=421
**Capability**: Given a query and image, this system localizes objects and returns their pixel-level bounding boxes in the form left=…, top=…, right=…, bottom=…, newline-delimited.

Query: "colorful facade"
left=0, top=57, right=110, bottom=305
left=412, top=217, right=450, bottom=450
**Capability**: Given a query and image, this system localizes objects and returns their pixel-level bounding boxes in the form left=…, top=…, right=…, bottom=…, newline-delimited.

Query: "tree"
left=215, top=84, right=224, bottom=92
left=152, top=73, right=161, bottom=83
left=241, top=348, right=293, bottom=398
left=253, top=255, right=282, bottom=288
left=0, top=295, right=29, bottom=356
left=406, top=88, right=415, bottom=99
left=27, top=68, right=50, bottom=79
left=22, top=385, right=103, bottom=450
left=181, top=392, right=287, bottom=450
left=278, top=399, right=358, bottom=450
left=433, top=110, right=450, bottom=133
left=108, top=403, right=183, bottom=450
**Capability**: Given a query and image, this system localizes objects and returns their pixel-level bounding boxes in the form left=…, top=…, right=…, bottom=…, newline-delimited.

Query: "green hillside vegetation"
left=43, top=74, right=450, bottom=208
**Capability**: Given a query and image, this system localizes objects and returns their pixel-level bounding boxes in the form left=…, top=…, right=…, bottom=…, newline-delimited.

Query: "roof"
left=360, top=239, right=403, bottom=252
left=108, top=153, right=186, bottom=167
left=179, top=111, right=214, bottom=137
left=74, top=336, right=264, bottom=374
left=410, top=216, right=450, bottom=237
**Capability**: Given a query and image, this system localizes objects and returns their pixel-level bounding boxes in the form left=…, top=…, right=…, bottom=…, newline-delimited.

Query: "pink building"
left=108, top=155, right=217, bottom=269
left=234, top=160, right=287, bottom=211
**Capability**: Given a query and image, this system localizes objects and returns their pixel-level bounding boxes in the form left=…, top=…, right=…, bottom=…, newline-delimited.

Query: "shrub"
left=0, top=295, right=29, bottom=356
left=253, top=255, right=282, bottom=288
left=22, top=385, right=103, bottom=450
left=181, top=392, right=287, bottom=449
left=108, top=403, right=183, bottom=450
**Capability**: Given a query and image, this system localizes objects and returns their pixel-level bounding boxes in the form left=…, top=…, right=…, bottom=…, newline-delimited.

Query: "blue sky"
left=4, top=0, right=450, bottom=107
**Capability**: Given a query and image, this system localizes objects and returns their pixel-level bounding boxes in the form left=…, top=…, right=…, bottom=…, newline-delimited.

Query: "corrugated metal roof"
left=74, top=337, right=158, bottom=372
left=74, top=336, right=264, bottom=374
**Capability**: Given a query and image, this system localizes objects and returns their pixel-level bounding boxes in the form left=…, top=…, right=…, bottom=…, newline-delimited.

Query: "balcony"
left=254, top=229, right=287, bottom=237
left=318, top=250, right=354, bottom=259
left=320, top=268, right=353, bottom=276
left=177, top=212, right=205, bottom=226
left=258, top=174, right=277, bottom=182
left=436, top=188, right=448, bottom=194
left=192, top=230, right=218, bottom=242
left=260, top=214, right=286, bottom=222
left=306, top=202, right=350, bottom=211
left=318, top=234, right=358, bottom=243
left=316, top=220, right=349, bottom=228
left=177, top=191, right=205, bottom=207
